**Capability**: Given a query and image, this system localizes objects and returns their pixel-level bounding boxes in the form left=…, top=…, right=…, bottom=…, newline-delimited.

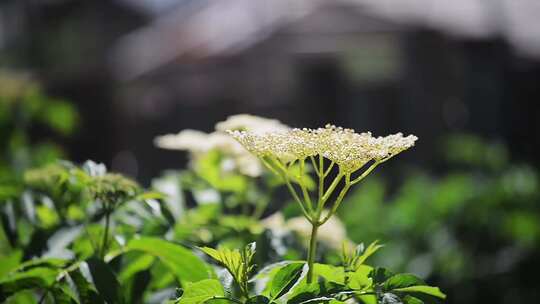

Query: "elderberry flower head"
left=228, top=124, right=417, bottom=174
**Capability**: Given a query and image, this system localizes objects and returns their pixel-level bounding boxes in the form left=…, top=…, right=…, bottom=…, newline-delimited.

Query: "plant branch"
left=323, top=161, right=335, bottom=177
left=320, top=174, right=351, bottom=225
left=99, top=205, right=111, bottom=260
left=309, top=155, right=321, bottom=176
left=321, top=172, right=344, bottom=206
left=299, top=158, right=314, bottom=212
left=306, top=224, right=319, bottom=284
left=351, top=161, right=380, bottom=185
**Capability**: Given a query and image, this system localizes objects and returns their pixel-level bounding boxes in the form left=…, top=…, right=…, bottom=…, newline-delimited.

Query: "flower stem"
left=100, top=206, right=111, bottom=260
left=307, top=223, right=319, bottom=284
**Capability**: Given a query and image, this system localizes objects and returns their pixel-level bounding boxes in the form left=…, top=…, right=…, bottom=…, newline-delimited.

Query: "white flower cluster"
left=215, top=114, right=290, bottom=134
left=154, top=114, right=290, bottom=177
left=229, top=124, right=418, bottom=173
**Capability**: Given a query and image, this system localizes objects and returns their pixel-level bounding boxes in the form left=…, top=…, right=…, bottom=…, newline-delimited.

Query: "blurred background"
left=1, top=0, right=540, bottom=303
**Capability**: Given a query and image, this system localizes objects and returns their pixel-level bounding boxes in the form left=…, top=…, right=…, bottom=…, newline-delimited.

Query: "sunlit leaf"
left=175, top=279, right=225, bottom=304
left=126, top=237, right=214, bottom=283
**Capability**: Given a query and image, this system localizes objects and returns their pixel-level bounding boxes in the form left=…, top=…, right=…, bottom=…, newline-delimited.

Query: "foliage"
left=0, top=114, right=446, bottom=303
left=0, top=70, right=78, bottom=202
left=339, top=134, right=540, bottom=302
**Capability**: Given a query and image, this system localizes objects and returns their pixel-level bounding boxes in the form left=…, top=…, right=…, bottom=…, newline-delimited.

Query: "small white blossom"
left=155, top=115, right=291, bottom=177
left=215, top=114, right=290, bottom=134
left=154, top=129, right=211, bottom=153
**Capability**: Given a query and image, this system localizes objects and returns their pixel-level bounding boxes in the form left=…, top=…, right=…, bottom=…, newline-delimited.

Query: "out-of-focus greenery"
left=0, top=111, right=446, bottom=303
left=339, top=134, right=540, bottom=303
left=0, top=70, right=78, bottom=201
left=1, top=157, right=444, bottom=304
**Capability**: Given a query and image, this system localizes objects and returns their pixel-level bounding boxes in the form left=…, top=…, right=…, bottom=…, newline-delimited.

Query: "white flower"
left=215, top=114, right=290, bottom=134
left=229, top=124, right=418, bottom=173
left=154, top=130, right=263, bottom=177
left=154, top=129, right=211, bottom=153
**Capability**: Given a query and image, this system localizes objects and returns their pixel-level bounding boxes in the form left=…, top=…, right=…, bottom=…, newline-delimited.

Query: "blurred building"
left=0, top=0, right=539, bottom=182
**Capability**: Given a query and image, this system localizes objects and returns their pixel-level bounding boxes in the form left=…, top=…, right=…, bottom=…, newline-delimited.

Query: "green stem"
left=321, top=174, right=351, bottom=224
left=351, top=161, right=380, bottom=185
left=100, top=206, right=111, bottom=260
left=315, top=156, right=328, bottom=215
left=268, top=157, right=312, bottom=222
left=321, top=173, right=344, bottom=205
left=284, top=179, right=312, bottom=222
left=323, top=161, right=335, bottom=177
left=309, top=155, right=321, bottom=176
left=299, top=158, right=314, bottom=212
left=306, top=223, right=319, bottom=284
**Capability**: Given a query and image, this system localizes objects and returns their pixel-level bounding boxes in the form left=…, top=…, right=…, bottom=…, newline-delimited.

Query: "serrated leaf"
left=199, top=243, right=255, bottom=295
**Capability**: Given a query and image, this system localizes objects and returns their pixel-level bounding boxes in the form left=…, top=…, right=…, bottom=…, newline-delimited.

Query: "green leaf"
left=176, top=279, right=224, bottom=304
left=347, top=265, right=373, bottom=290
left=68, top=268, right=104, bottom=304
left=369, top=267, right=394, bottom=284
left=36, top=205, right=60, bottom=228
left=312, top=264, right=345, bottom=285
left=268, top=263, right=304, bottom=300
left=0, top=267, right=59, bottom=301
left=283, top=264, right=347, bottom=303
left=383, top=274, right=425, bottom=291
left=194, top=150, right=248, bottom=193
left=403, top=295, right=424, bottom=304
left=52, top=283, right=80, bottom=304
left=355, top=241, right=384, bottom=266
left=126, top=237, right=214, bottom=283
left=118, top=254, right=155, bottom=284
left=86, top=257, right=123, bottom=304
left=39, top=100, right=78, bottom=136
left=393, top=286, right=446, bottom=299
left=199, top=242, right=256, bottom=294
left=136, top=191, right=166, bottom=201
left=0, top=251, right=22, bottom=280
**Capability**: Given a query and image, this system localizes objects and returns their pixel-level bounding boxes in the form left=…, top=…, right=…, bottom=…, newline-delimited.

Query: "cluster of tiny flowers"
left=229, top=124, right=418, bottom=173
